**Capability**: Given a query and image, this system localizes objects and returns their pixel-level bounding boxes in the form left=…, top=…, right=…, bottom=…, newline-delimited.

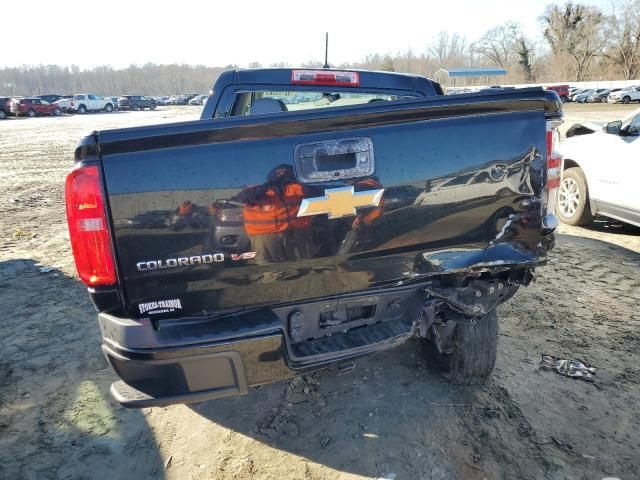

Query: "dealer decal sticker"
left=138, top=298, right=182, bottom=315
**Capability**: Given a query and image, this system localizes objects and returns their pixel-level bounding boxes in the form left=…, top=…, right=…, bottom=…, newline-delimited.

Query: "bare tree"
left=515, top=37, right=535, bottom=82
left=473, top=23, right=518, bottom=68
left=540, top=2, right=608, bottom=81
left=603, top=0, right=640, bottom=79
left=429, top=32, right=469, bottom=69
left=380, top=55, right=395, bottom=72
left=473, top=22, right=536, bottom=82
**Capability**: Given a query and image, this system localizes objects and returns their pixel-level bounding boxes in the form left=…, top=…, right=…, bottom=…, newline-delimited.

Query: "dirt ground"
left=1, top=102, right=639, bottom=480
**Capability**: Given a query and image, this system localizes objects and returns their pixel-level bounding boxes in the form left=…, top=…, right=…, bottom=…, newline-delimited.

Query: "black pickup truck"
left=65, top=68, right=563, bottom=407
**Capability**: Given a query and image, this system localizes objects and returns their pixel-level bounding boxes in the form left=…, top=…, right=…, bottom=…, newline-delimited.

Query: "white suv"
left=608, top=86, right=640, bottom=104
left=557, top=109, right=640, bottom=227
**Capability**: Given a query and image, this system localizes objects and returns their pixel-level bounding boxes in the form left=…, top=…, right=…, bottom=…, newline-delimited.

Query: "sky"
left=3, top=0, right=614, bottom=69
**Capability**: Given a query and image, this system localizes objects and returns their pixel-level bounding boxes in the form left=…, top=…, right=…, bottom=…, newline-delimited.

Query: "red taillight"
left=546, top=127, right=562, bottom=189
left=545, top=121, right=563, bottom=214
left=291, top=69, right=360, bottom=87
left=65, top=165, right=116, bottom=286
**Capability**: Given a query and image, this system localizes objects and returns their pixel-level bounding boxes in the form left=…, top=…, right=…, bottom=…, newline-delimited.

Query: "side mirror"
left=605, top=120, right=622, bottom=135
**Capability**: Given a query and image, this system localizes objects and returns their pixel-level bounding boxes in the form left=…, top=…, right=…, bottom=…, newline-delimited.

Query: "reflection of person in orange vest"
left=238, top=164, right=312, bottom=263
left=351, top=178, right=384, bottom=228
left=337, top=177, right=385, bottom=255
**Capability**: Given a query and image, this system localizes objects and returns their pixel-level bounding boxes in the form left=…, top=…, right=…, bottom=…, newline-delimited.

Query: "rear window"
left=230, top=90, right=416, bottom=117
left=73, top=95, right=84, bottom=100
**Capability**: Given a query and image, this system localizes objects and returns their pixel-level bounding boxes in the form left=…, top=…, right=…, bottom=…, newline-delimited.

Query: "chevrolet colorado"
left=65, top=68, right=563, bottom=407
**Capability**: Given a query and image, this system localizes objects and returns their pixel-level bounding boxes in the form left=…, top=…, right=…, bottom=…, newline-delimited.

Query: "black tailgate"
left=99, top=89, right=559, bottom=318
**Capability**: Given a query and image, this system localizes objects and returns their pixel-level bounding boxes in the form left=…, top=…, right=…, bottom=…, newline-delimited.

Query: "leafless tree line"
left=345, top=0, right=639, bottom=84
left=0, top=63, right=230, bottom=97
left=1, top=0, right=638, bottom=96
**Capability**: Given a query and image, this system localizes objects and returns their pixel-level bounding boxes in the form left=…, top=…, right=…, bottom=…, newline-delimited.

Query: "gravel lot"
left=1, top=103, right=639, bottom=480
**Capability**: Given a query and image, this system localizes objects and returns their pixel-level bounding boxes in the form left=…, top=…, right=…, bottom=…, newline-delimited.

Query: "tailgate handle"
left=294, top=137, right=374, bottom=183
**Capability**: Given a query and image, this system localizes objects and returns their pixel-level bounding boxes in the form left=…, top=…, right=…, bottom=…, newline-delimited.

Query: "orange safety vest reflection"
left=356, top=178, right=384, bottom=225
left=243, top=183, right=311, bottom=235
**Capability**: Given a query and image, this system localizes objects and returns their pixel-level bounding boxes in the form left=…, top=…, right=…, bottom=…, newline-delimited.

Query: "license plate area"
left=273, top=289, right=421, bottom=344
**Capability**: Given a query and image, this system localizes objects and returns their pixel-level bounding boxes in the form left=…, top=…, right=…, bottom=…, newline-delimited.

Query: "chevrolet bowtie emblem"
left=297, top=186, right=384, bottom=219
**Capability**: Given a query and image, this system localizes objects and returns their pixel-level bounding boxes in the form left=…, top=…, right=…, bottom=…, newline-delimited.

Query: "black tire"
left=132, top=104, right=140, bottom=111
left=424, top=310, right=498, bottom=385
left=622, top=96, right=631, bottom=104
left=53, top=108, right=62, bottom=116
left=27, top=109, right=36, bottom=118
left=0, top=109, right=6, bottom=119
left=78, top=104, right=87, bottom=114
left=149, top=103, right=156, bottom=110
left=560, top=95, right=568, bottom=103
left=104, top=103, right=113, bottom=112
left=556, top=167, right=594, bottom=226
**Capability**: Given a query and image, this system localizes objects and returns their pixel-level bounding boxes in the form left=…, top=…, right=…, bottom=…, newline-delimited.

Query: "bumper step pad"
left=290, top=318, right=413, bottom=364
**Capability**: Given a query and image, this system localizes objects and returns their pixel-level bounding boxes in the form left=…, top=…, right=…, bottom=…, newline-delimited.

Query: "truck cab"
left=202, top=68, right=442, bottom=119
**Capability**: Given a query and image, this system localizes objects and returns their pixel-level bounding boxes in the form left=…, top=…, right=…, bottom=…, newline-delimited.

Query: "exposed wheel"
left=557, top=167, right=594, bottom=226
left=424, top=310, right=498, bottom=385
left=78, top=104, right=87, bottom=114
left=0, top=110, right=6, bottom=119
left=27, top=109, right=36, bottom=117
left=53, top=108, right=62, bottom=116
left=149, top=103, right=156, bottom=110
left=132, top=104, right=140, bottom=111
left=622, top=96, right=631, bottom=104
left=599, top=96, right=606, bottom=103
left=104, top=103, right=113, bottom=112
left=560, top=96, right=568, bottom=103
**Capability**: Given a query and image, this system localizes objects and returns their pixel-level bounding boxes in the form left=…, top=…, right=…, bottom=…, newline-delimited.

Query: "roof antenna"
left=323, top=32, right=330, bottom=69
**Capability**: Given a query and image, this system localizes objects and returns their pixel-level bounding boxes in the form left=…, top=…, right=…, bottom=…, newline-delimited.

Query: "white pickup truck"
left=55, top=94, right=115, bottom=114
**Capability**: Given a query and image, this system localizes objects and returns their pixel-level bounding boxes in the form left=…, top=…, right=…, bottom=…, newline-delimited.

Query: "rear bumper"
left=103, top=331, right=293, bottom=408
left=98, top=286, right=422, bottom=407
left=98, top=241, right=555, bottom=408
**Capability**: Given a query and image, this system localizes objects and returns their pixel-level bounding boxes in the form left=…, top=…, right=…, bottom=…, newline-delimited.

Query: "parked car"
left=64, top=67, right=563, bottom=407
left=165, top=95, right=180, bottom=105
left=608, top=86, right=640, bottom=104
left=104, top=96, right=119, bottom=110
left=10, top=97, right=62, bottom=117
left=188, top=94, right=208, bottom=105
left=573, top=89, right=596, bottom=103
left=558, top=109, right=640, bottom=227
left=568, top=88, right=590, bottom=102
left=55, top=94, right=114, bottom=113
left=0, top=97, right=10, bottom=119
left=586, top=89, right=620, bottom=103
left=153, top=96, right=170, bottom=106
left=167, top=94, right=198, bottom=105
left=545, top=85, right=569, bottom=102
left=173, top=94, right=198, bottom=105
left=36, top=94, right=65, bottom=104
left=117, top=95, right=157, bottom=110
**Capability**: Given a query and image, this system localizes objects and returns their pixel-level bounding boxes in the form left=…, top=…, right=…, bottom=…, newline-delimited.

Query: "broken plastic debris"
left=40, top=265, right=58, bottom=273
left=540, top=354, right=596, bottom=381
